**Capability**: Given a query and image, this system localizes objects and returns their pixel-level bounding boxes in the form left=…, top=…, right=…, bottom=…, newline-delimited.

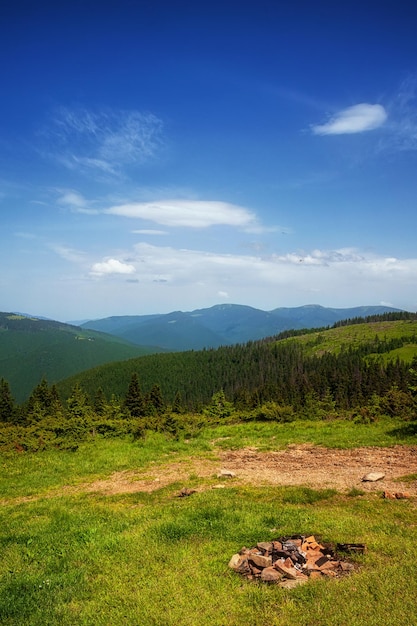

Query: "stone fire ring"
left=229, top=535, right=363, bottom=589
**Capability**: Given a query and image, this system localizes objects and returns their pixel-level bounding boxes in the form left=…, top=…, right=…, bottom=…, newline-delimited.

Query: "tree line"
left=0, top=324, right=416, bottom=452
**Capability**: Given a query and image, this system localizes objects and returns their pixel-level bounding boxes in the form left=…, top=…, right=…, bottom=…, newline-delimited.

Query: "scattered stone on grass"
left=362, top=472, right=385, bottom=482
left=229, top=535, right=361, bottom=588
left=175, top=487, right=197, bottom=497
left=217, top=469, right=236, bottom=478
left=383, top=491, right=411, bottom=499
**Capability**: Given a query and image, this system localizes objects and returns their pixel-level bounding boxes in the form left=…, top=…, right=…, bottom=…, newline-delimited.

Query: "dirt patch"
left=218, top=444, right=417, bottom=495
left=76, top=444, right=417, bottom=497
left=3, top=445, right=417, bottom=505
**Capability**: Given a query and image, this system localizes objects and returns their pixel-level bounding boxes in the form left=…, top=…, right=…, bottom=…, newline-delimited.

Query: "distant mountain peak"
left=80, top=303, right=404, bottom=352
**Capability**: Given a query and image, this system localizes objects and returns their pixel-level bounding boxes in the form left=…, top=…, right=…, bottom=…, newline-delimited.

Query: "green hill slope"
left=57, top=316, right=417, bottom=411
left=281, top=319, right=417, bottom=357
left=0, top=313, right=158, bottom=402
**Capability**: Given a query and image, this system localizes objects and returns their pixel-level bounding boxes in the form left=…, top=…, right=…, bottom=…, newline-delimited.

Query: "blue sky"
left=1, top=0, right=417, bottom=321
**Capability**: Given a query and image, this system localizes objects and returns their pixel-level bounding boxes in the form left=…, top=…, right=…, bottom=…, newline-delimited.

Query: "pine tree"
left=26, top=378, right=54, bottom=421
left=0, top=378, right=15, bottom=423
left=66, top=383, right=90, bottom=419
left=124, top=373, right=145, bottom=418
left=148, top=383, right=165, bottom=415
left=93, top=387, right=107, bottom=415
left=172, top=391, right=184, bottom=414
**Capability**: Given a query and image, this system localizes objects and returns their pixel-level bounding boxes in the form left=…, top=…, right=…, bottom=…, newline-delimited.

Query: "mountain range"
left=80, top=303, right=403, bottom=351
left=1, top=304, right=404, bottom=402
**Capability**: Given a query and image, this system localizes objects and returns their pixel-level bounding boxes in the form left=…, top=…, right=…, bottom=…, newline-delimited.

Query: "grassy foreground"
left=1, top=418, right=416, bottom=625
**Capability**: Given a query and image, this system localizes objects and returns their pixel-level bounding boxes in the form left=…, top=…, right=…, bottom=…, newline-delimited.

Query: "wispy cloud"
left=50, top=244, right=87, bottom=263
left=378, top=75, right=417, bottom=152
left=104, top=199, right=259, bottom=230
left=41, top=107, right=164, bottom=179
left=312, top=103, right=387, bottom=135
left=56, top=189, right=99, bottom=214
left=132, top=229, right=168, bottom=236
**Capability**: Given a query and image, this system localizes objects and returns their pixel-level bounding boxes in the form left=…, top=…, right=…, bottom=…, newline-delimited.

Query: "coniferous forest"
left=1, top=314, right=417, bottom=451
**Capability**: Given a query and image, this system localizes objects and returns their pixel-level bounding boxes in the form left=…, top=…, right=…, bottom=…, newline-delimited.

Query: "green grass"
left=0, top=417, right=411, bottom=501
left=1, top=419, right=416, bottom=625
left=284, top=319, right=417, bottom=358
left=195, top=415, right=415, bottom=450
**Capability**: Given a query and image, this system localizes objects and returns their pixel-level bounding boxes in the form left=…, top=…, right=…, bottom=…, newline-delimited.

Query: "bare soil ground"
left=82, top=444, right=417, bottom=497
left=4, top=445, right=417, bottom=506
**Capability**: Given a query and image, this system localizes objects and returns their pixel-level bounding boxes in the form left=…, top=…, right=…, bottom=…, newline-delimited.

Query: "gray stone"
left=362, top=472, right=385, bottom=482
left=217, top=469, right=236, bottom=478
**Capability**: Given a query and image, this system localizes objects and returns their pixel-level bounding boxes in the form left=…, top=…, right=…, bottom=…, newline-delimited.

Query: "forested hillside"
left=1, top=313, right=416, bottom=452
left=0, top=313, right=157, bottom=401
left=58, top=316, right=417, bottom=412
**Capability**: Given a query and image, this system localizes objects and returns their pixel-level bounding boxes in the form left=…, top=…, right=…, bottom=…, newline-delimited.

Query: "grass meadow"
left=1, top=418, right=416, bottom=625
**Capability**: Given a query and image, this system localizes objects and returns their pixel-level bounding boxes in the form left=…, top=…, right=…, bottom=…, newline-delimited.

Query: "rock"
left=257, top=541, right=273, bottom=555
left=383, top=490, right=410, bottom=499
left=248, top=554, right=272, bottom=569
left=228, top=554, right=250, bottom=574
left=318, top=559, right=340, bottom=571
left=261, top=567, right=283, bottom=582
left=274, top=558, right=298, bottom=580
left=279, top=577, right=308, bottom=589
left=361, top=472, right=385, bottom=482
left=302, top=535, right=324, bottom=551
left=339, top=562, right=355, bottom=572
left=230, top=535, right=360, bottom=585
left=395, top=492, right=411, bottom=499
left=217, top=469, right=235, bottom=478
left=228, top=553, right=242, bottom=569
left=176, top=487, right=196, bottom=497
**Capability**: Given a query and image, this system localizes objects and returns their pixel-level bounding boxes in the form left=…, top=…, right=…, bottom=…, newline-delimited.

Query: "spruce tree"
left=93, top=387, right=107, bottom=415
left=0, top=378, right=15, bottom=423
left=124, top=373, right=145, bottom=418
left=172, top=391, right=184, bottom=414
left=66, top=383, right=90, bottom=419
left=148, top=383, right=165, bottom=415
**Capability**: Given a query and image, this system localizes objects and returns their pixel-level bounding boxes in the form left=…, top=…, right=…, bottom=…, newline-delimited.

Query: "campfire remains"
left=229, top=535, right=362, bottom=588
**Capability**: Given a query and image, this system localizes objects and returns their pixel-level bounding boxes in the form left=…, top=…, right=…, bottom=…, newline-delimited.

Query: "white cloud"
left=42, top=107, right=163, bottom=179
left=97, top=242, right=417, bottom=288
left=83, top=243, right=416, bottom=314
left=104, top=199, right=258, bottom=229
left=90, top=258, right=136, bottom=276
left=132, top=229, right=168, bottom=236
left=312, top=103, right=387, bottom=135
left=14, top=242, right=417, bottom=320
